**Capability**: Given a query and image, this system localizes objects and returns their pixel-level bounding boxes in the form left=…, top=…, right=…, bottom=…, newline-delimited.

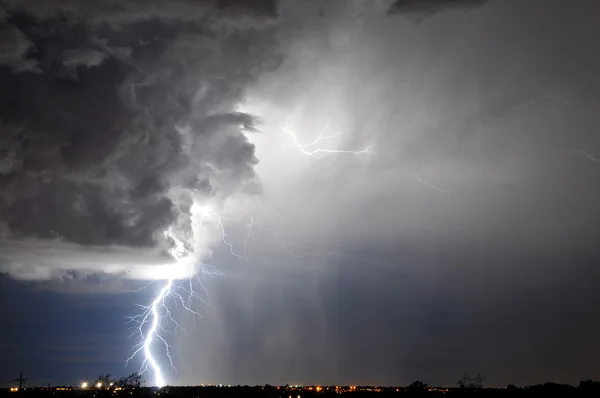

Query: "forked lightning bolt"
left=281, top=120, right=372, bottom=158
left=196, top=205, right=245, bottom=260
left=126, top=119, right=367, bottom=387
left=125, top=207, right=330, bottom=387
left=125, top=222, right=222, bottom=387
left=129, top=278, right=173, bottom=388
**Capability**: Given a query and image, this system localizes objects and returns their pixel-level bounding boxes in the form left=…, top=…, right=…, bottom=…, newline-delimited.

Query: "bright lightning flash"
left=135, top=278, right=173, bottom=388
left=125, top=203, right=323, bottom=387
left=124, top=118, right=368, bottom=386
left=125, top=216, right=222, bottom=388
left=281, top=120, right=372, bottom=158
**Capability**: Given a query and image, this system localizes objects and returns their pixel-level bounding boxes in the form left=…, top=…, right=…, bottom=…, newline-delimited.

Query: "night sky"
left=2, top=0, right=600, bottom=389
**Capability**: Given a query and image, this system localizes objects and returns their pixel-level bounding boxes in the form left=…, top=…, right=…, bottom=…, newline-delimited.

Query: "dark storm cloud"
left=62, top=48, right=108, bottom=68
left=0, top=0, right=278, bottom=23
left=0, top=0, right=281, bottom=279
left=387, top=0, right=488, bottom=21
left=0, top=21, right=39, bottom=72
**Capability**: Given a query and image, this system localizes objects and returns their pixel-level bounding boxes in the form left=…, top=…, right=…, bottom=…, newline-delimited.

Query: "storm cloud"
left=174, top=0, right=600, bottom=386
left=0, top=0, right=280, bottom=280
left=3, top=0, right=600, bottom=389
left=387, top=0, right=488, bottom=21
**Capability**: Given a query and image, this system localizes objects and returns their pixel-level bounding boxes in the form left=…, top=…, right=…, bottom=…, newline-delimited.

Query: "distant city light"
left=96, top=382, right=103, bottom=388
left=81, top=382, right=88, bottom=389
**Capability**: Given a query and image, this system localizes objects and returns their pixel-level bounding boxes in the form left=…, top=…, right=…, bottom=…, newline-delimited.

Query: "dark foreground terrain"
left=2, top=382, right=600, bottom=398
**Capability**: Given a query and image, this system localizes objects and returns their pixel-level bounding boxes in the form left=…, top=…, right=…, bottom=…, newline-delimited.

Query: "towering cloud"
left=0, top=0, right=281, bottom=281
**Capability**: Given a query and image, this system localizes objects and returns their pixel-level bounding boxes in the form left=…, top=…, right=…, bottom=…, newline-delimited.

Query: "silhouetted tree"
left=116, top=373, right=144, bottom=388
left=406, top=381, right=428, bottom=395
left=94, top=374, right=113, bottom=387
left=473, top=373, right=485, bottom=389
left=457, top=373, right=485, bottom=390
left=458, top=373, right=470, bottom=389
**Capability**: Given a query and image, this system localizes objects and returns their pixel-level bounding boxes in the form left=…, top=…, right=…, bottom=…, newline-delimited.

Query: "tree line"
left=89, top=373, right=143, bottom=389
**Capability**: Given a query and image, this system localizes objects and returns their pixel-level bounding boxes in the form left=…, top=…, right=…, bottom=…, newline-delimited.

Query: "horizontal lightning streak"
left=521, top=95, right=570, bottom=107
left=569, top=149, right=600, bottom=163
left=281, top=120, right=371, bottom=158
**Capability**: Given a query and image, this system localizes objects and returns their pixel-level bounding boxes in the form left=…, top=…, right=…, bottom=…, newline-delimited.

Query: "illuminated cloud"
left=0, top=0, right=280, bottom=282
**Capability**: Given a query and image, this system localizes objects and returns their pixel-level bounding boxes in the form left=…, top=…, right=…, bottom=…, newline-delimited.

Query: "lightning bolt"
left=413, top=173, right=448, bottom=193
left=569, top=148, right=600, bottom=163
left=124, top=223, right=221, bottom=388
left=195, top=205, right=246, bottom=260
left=125, top=205, right=327, bottom=387
left=281, top=120, right=372, bottom=158
left=124, top=117, right=367, bottom=387
left=518, top=92, right=570, bottom=108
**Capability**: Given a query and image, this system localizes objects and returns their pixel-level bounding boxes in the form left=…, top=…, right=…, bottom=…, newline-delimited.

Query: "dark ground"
left=2, top=382, right=600, bottom=398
